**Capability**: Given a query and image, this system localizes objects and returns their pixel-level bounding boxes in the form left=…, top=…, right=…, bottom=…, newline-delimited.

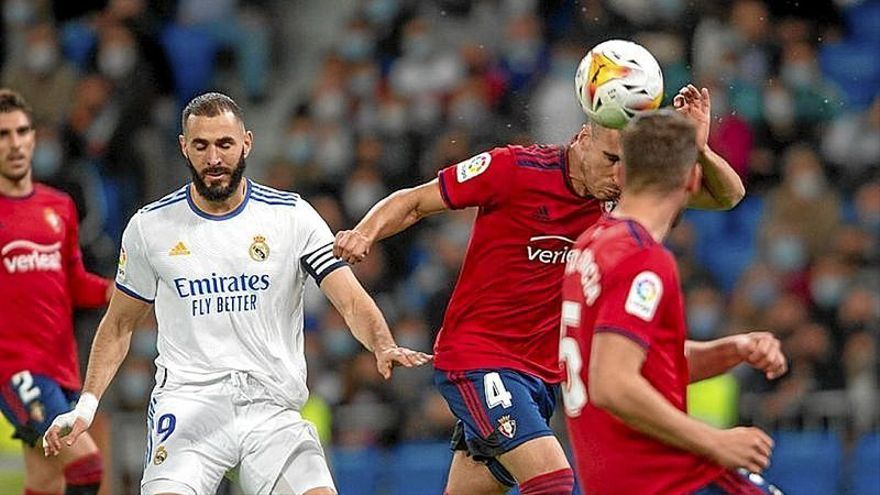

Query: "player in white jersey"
left=42, top=92, right=431, bottom=495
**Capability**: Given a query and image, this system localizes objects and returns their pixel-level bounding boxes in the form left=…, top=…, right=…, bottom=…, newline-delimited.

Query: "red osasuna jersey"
left=434, top=144, right=605, bottom=383
left=561, top=215, right=724, bottom=495
left=0, top=184, right=109, bottom=390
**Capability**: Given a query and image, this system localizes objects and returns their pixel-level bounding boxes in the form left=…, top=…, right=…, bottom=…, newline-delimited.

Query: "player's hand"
left=673, top=84, right=710, bottom=153
left=710, top=427, right=774, bottom=473
left=374, top=346, right=433, bottom=380
left=42, top=393, right=98, bottom=456
left=734, top=332, right=788, bottom=380
left=333, top=229, right=372, bottom=265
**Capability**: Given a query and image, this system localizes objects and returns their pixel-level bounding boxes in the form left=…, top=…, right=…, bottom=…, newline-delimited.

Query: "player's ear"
left=243, top=130, right=253, bottom=158
left=685, top=163, right=702, bottom=195
left=178, top=134, right=187, bottom=159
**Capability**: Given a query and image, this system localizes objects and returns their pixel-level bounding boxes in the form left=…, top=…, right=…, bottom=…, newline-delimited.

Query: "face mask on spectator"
left=119, top=370, right=152, bottom=406
left=810, top=276, right=847, bottom=309
left=790, top=171, right=824, bottom=200
left=378, top=103, right=407, bottom=136
left=764, top=86, right=795, bottom=127
left=340, top=32, right=374, bottom=61
left=781, top=62, right=816, bottom=88
left=3, top=0, right=34, bottom=25
left=323, top=328, right=359, bottom=359
left=687, top=305, right=721, bottom=340
left=98, top=44, right=137, bottom=80
left=313, top=91, right=347, bottom=122
left=130, top=330, right=158, bottom=358
left=768, top=235, right=807, bottom=272
left=747, top=279, right=778, bottom=308
left=285, top=133, right=314, bottom=164
left=365, top=0, right=399, bottom=26
left=449, top=96, right=488, bottom=128
left=343, top=180, right=385, bottom=218
left=505, top=38, right=542, bottom=69
left=25, top=44, right=58, bottom=75
left=396, top=332, right=430, bottom=352
left=31, top=139, right=63, bottom=179
left=403, top=35, right=433, bottom=60
left=349, top=70, right=379, bottom=98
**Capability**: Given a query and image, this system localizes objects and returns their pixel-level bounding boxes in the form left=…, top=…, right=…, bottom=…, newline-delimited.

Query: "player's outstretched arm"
left=43, top=288, right=152, bottom=456
left=674, top=85, right=745, bottom=210
left=685, top=332, right=788, bottom=383
left=319, top=267, right=432, bottom=379
left=589, top=333, right=774, bottom=473
left=333, top=179, right=448, bottom=264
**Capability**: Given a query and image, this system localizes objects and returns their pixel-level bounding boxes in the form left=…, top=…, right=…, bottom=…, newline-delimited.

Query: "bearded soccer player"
left=43, top=92, right=431, bottom=495
left=333, top=84, right=744, bottom=494
left=561, top=110, right=787, bottom=495
left=0, top=89, right=108, bottom=495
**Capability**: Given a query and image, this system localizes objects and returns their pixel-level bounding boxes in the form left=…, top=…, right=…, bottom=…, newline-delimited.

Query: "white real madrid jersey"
left=115, top=179, right=345, bottom=410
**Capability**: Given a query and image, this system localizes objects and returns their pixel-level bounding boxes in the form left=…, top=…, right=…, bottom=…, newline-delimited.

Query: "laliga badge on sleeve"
left=456, top=152, right=492, bottom=183
left=116, top=247, right=127, bottom=282
left=625, top=270, right=662, bottom=322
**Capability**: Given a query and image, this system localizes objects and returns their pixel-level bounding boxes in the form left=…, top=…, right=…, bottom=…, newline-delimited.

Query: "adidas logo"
left=169, top=241, right=190, bottom=256
left=532, top=205, right=551, bottom=222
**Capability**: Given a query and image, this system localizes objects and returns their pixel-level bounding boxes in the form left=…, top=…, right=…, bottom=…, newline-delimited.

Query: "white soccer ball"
left=574, top=39, right=664, bottom=129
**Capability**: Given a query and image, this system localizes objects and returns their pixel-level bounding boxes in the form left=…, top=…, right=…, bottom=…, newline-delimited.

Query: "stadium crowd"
left=1, top=0, right=877, bottom=492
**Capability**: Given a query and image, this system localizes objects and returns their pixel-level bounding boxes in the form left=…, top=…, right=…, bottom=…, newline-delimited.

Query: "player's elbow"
left=719, top=184, right=745, bottom=210
left=588, top=372, right=625, bottom=412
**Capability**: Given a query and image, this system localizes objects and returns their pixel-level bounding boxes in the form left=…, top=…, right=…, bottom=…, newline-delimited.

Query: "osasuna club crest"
left=497, top=415, right=517, bottom=439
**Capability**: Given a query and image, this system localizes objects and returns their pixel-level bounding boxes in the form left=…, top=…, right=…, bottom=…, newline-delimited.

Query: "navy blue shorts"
left=0, top=371, right=79, bottom=447
left=694, top=469, right=785, bottom=495
left=434, top=368, right=559, bottom=487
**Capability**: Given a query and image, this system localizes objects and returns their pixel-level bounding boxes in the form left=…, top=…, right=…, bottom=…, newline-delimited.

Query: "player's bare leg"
left=23, top=431, right=100, bottom=493
left=302, top=488, right=336, bottom=495
left=498, top=436, right=574, bottom=493
left=444, top=451, right=508, bottom=495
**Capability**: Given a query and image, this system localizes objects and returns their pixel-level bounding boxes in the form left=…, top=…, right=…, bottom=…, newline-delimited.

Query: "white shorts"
left=141, top=370, right=335, bottom=495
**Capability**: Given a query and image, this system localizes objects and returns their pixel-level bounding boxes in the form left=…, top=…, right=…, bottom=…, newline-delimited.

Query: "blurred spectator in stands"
left=173, top=0, right=270, bottom=102
left=334, top=351, right=401, bottom=447
left=530, top=41, right=584, bottom=144
left=730, top=263, right=782, bottom=327
left=498, top=13, right=548, bottom=104
left=761, top=144, right=841, bottom=257
left=101, top=0, right=175, bottom=95
left=842, top=331, right=879, bottom=434
left=686, top=284, right=726, bottom=341
left=342, top=163, right=387, bottom=219
left=808, top=254, right=854, bottom=319
left=3, top=23, right=78, bottom=127
left=401, top=390, right=457, bottom=441
left=837, top=286, right=880, bottom=336
left=822, top=95, right=880, bottom=185
left=779, top=40, right=840, bottom=126
left=853, top=180, right=880, bottom=243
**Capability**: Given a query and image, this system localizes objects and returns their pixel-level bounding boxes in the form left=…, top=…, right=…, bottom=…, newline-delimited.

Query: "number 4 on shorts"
left=484, top=372, right=513, bottom=409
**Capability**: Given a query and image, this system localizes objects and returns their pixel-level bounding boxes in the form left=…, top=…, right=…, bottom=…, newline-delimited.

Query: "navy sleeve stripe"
left=594, top=325, right=650, bottom=349
left=437, top=173, right=458, bottom=209
left=115, top=282, right=154, bottom=304
left=251, top=184, right=299, bottom=200
left=251, top=196, right=297, bottom=207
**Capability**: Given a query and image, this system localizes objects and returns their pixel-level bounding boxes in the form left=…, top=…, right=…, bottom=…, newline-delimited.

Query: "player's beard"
left=186, top=151, right=247, bottom=202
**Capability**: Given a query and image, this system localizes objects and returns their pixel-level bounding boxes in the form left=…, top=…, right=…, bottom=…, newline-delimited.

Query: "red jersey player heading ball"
left=561, top=110, right=787, bottom=495
left=0, top=89, right=109, bottom=495
left=335, top=83, right=745, bottom=494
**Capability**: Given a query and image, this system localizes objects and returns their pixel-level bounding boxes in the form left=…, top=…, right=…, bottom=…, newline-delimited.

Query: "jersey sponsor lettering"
left=525, top=235, right=577, bottom=265
left=172, top=272, right=271, bottom=317
left=1, top=240, right=62, bottom=273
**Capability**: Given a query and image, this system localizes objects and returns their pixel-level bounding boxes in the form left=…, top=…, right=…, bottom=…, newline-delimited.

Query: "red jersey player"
left=334, top=83, right=744, bottom=494
left=0, top=89, right=109, bottom=495
left=561, top=110, right=787, bottom=495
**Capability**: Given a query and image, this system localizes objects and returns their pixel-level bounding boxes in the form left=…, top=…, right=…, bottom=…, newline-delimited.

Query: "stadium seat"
left=852, top=432, right=880, bottom=495
left=765, top=430, right=843, bottom=495
left=388, top=442, right=452, bottom=495
left=329, top=446, right=383, bottom=495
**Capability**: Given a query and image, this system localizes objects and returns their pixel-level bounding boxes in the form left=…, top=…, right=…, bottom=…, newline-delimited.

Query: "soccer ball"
left=574, top=39, right=664, bottom=129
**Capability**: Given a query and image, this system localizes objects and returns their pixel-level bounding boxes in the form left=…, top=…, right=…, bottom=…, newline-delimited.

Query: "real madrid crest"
left=153, top=445, right=168, bottom=465
left=249, top=235, right=269, bottom=262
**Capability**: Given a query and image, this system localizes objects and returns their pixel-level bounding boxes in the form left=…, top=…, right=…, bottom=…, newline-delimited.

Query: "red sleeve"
left=437, top=147, right=515, bottom=209
left=64, top=197, right=110, bottom=308
left=593, top=247, right=673, bottom=349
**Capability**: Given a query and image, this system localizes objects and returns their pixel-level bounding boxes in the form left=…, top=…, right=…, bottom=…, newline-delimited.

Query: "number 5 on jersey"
left=560, top=301, right=588, bottom=416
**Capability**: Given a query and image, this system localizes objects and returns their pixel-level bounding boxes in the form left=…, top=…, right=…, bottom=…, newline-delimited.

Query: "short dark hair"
left=621, top=110, right=697, bottom=193
left=181, top=92, right=243, bottom=132
left=0, top=89, right=34, bottom=125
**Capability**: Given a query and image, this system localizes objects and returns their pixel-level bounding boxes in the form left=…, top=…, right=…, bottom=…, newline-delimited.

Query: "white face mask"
left=790, top=171, right=824, bottom=200
left=26, top=44, right=58, bottom=75
left=98, top=45, right=137, bottom=79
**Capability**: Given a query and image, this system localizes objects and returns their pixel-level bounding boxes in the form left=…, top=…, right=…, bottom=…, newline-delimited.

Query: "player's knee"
left=519, top=468, right=575, bottom=495
left=63, top=451, right=103, bottom=494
